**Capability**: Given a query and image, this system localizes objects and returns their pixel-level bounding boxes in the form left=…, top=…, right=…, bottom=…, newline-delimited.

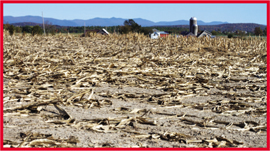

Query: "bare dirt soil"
left=3, top=33, right=267, bottom=148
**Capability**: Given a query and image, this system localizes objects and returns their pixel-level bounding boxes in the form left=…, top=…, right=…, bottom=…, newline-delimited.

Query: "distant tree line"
left=211, top=26, right=267, bottom=37
left=4, top=22, right=51, bottom=36
left=3, top=20, right=267, bottom=37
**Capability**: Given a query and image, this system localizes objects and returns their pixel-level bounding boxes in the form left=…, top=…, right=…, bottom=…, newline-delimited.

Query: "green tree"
left=119, top=25, right=132, bottom=34
left=50, top=26, right=56, bottom=35
left=22, top=25, right=32, bottom=33
left=15, top=26, right=22, bottom=33
left=254, top=27, right=263, bottom=36
left=32, top=25, right=43, bottom=36
left=124, top=19, right=141, bottom=32
left=263, top=27, right=267, bottom=36
left=3, top=23, right=10, bottom=30
left=211, top=30, right=218, bottom=35
left=120, top=19, right=141, bottom=34
left=7, top=25, right=15, bottom=36
left=140, top=27, right=152, bottom=35
left=45, top=21, right=56, bottom=35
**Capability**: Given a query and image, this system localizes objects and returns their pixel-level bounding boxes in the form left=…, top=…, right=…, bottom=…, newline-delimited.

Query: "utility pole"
left=84, top=22, right=86, bottom=36
left=42, top=11, right=46, bottom=36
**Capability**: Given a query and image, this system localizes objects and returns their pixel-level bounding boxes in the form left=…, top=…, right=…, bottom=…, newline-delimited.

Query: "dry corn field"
left=3, top=32, right=267, bottom=148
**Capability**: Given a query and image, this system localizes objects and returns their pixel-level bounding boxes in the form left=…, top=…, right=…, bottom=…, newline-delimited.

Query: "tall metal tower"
left=42, top=12, right=46, bottom=36
left=84, top=22, right=86, bottom=36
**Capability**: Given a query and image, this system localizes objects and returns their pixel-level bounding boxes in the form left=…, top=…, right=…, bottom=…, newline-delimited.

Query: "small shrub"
left=7, top=25, right=15, bottom=36
left=228, top=33, right=233, bottom=38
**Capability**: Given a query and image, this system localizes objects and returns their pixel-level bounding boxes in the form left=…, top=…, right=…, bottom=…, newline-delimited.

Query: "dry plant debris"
left=3, top=32, right=267, bottom=148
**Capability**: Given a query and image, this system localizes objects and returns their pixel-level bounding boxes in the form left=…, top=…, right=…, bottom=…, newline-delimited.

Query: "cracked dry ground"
left=3, top=33, right=267, bottom=148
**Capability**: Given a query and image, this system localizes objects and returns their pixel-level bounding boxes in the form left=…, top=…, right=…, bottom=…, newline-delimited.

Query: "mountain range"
left=4, top=15, right=230, bottom=27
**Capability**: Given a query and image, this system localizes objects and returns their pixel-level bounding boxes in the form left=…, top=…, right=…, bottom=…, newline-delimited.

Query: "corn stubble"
left=3, top=32, right=267, bottom=148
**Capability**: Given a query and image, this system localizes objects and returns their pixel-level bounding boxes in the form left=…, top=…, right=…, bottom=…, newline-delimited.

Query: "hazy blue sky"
left=4, top=4, right=267, bottom=25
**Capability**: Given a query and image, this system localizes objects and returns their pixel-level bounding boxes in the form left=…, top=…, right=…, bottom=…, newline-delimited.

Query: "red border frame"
left=0, top=1, right=269, bottom=151
left=0, top=1, right=269, bottom=3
